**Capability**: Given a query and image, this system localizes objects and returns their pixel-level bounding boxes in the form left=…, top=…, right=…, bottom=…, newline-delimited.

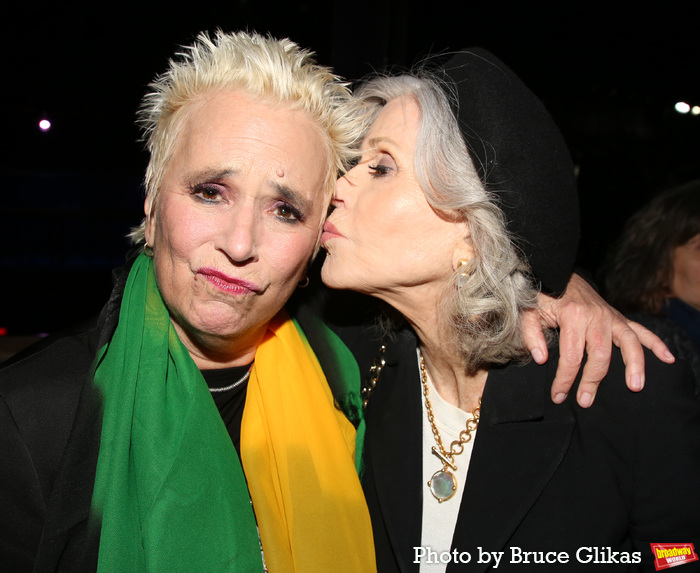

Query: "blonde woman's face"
left=321, top=96, right=469, bottom=317
left=145, top=90, right=328, bottom=363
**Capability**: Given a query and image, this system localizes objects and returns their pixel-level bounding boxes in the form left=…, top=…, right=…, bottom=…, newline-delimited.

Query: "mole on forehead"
left=277, top=167, right=285, bottom=177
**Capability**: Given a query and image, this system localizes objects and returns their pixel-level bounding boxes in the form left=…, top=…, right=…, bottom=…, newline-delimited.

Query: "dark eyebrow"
left=185, top=167, right=238, bottom=186
left=271, top=181, right=314, bottom=214
left=184, top=167, right=314, bottom=212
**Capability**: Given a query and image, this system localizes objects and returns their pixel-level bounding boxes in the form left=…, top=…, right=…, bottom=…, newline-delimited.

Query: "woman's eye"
left=368, top=163, right=392, bottom=177
left=274, top=202, right=303, bottom=223
left=367, top=153, right=396, bottom=178
left=190, top=184, right=224, bottom=203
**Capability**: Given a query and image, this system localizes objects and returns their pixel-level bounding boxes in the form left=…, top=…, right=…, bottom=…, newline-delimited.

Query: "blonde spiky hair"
left=130, top=30, right=365, bottom=243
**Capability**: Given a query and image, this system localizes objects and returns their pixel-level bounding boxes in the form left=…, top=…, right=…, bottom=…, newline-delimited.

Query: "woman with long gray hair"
left=321, top=49, right=700, bottom=572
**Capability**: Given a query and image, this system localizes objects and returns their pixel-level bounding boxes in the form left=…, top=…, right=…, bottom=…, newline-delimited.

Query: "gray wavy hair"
left=355, top=73, right=540, bottom=370
left=129, top=30, right=365, bottom=244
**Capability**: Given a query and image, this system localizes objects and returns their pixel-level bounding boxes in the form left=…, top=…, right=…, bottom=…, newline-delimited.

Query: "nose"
left=216, top=200, right=259, bottom=264
left=332, top=167, right=357, bottom=206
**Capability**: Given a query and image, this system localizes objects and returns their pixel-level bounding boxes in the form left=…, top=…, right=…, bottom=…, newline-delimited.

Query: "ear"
left=143, top=196, right=156, bottom=246
left=451, top=220, right=475, bottom=272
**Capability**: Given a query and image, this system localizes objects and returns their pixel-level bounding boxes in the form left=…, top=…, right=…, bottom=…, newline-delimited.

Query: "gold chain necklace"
left=420, top=351, right=481, bottom=503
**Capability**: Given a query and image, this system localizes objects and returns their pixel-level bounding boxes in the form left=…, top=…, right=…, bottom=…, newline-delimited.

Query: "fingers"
left=575, top=328, right=612, bottom=408
left=611, top=320, right=674, bottom=394
left=550, top=316, right=587, bottom=405
left=522, top=309, right=549, bottom=364
left=550, top=297, right=615, bottom=408
left=626, top=321, right=675, bottom=363
left=538, top=273, right=672, bottom=408
left=556, top=314, right=671, bottom=406
left=554, top=325, right=613, bottom=408
left=613, top=326, right=646, bottom=392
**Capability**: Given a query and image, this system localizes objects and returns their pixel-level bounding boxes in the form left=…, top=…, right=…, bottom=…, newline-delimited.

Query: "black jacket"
left=360, top=327, right=700, bottom=572
left=0, top=254, right=130, bottom=572
left=0, top=325, right=103, bottom=572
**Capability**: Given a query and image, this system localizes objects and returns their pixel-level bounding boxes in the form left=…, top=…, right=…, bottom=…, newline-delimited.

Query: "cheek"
left=155, top=202, right=212, bottom=257
left=150, top=208, right=213, bottom=305
left=354, top=194, right=400, bottom=246
left=357, top=195, right=430, bottom=257
left=264, top=230, right=316, bottom=283
left=686, top=262, right=700, bottom=293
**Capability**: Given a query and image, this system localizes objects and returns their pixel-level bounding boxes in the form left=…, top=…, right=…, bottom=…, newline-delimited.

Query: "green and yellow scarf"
left=90, top=253, right=375, bottom=571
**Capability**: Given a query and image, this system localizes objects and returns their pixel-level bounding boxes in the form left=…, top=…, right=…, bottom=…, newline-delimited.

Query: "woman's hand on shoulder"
left=521, top=273, right=675, bottom=408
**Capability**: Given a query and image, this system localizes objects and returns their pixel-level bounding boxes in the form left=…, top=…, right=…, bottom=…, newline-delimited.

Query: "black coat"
left=0, top=253, right=128, bottom=572
left=359, top=327, right=700, bottom=573
left=0, top=325, right=103, bottom=572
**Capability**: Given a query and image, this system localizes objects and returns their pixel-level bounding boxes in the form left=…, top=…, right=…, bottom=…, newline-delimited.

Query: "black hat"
left=440, top=49, right=579, bottom=295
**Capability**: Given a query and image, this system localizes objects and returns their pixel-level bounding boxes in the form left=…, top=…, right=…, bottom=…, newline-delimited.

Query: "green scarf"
left=90, top=253, right=263, bottom=571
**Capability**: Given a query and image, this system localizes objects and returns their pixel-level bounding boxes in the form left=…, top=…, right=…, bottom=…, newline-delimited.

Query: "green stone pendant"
left=428, top=469, right=457, bottom=502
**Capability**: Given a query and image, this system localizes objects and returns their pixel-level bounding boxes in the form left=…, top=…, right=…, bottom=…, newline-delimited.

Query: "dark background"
left=2, top=0, right=699, bottom=336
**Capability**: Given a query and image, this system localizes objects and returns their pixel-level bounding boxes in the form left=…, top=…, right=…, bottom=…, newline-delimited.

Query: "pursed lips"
left=321, top=220, right=344, bottom=245
left=196, top=267, right=261, bottom=295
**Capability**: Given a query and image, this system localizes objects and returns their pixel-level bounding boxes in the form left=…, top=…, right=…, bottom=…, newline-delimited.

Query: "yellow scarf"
left=242, top=311, right=376, bottom=572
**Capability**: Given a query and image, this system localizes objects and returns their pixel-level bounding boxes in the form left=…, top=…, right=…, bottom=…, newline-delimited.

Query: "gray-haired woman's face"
left=321, top=96, right=471, bottom=315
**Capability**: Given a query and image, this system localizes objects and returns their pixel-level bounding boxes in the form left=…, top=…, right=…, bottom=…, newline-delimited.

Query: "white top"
left=418, top=351, right=478, bottom=573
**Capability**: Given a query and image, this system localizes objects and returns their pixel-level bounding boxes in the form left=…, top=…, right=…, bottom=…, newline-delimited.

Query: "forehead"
left=172, top=90, right=330, bottom=198
left=676, top=234, right=700, bottom=257
left=363, top=95, right=421, bottom=149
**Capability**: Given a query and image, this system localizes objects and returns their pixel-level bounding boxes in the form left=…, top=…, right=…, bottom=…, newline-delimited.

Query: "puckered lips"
left=321, top=220, right=344, bottom=246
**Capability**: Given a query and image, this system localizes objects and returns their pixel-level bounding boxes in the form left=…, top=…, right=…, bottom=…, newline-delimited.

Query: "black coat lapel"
left=448, top=358, right=575, bottom=572
left=364, top=330, right=424, bottom=573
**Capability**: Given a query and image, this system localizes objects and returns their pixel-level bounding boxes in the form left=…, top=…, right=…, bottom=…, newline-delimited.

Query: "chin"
left=322, top=267, right=369, bottom=296
left=175, top=301, right=249, bottom=337
left=320, top=260, right=345, bottom=290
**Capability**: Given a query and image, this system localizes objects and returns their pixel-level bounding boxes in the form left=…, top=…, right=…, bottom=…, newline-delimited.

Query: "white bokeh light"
left=39, top=119, right=52, bottom=131
left=692, top=106, right=700, bottom=116
left=674, top=102, right=691, bottom=114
